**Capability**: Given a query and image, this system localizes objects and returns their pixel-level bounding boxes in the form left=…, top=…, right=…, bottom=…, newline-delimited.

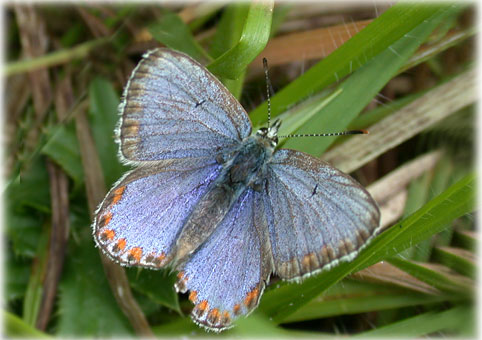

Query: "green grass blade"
left=259, top=172, right=475, bottom=324
left=356, top=305, right=474, bottom=337
left=284, top=280, right=455, bottom=323
left=209, top=3, right=249, bottom=59
left=208, top=3, right=250, bottom=98
left=387, top=257, right=473, bottom=295
left=281, top=4, right=460, bottom=156
left=453, top=230, right=476, bottom=252
left=347, top=91, right=424, bottom=130
left=432, top=246, right=476, bottom=279
left=404, top=173, right=433, bottom=261
left=207, top=0, right=274, bottom=80
left=22, top=226, right=49, bottom=327
left=5, top=38, right=108, bottom=76
left=400, top=26, right=476, bottom=74
left=322, top=68, right=475, bottom=173
left=249, top=3, right=459, bottom=126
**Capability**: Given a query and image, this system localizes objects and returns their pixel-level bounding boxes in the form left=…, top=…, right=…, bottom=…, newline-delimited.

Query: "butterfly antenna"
left=279, top=129, right=369, bottom=138
left=263, top=57, right=273, bottom=129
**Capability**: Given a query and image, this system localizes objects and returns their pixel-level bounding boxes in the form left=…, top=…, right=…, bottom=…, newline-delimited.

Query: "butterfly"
left=93, top=48, right=381, bottom=332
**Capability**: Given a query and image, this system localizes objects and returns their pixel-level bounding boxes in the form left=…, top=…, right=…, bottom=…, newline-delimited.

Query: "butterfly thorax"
left=218, top=118, right=281, bottom=191
left=223, top=137, right=270, bottom=191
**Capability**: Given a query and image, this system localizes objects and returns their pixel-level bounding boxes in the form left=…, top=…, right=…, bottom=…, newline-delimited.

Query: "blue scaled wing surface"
left=94, top=157, right=223, bottom=268
left=94, top=48, right=252, bottom=269
left=117, top=48, right=252, bottom=163
left=264, top=149, right=381, bottom=281
left=175, top=189, right=273, bottom=331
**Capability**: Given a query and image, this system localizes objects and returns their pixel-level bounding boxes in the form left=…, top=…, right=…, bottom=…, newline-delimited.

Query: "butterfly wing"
left=118, top=48, right=252, bottom=164
left=175, top=188, right=273, bottom=331
left=93, top=157, right=223, bottom=268
left=264, top=149, right=381, bottom=280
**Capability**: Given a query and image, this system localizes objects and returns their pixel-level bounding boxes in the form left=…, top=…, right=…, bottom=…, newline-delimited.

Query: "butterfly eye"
left=256, top=127, right=268, bottom=137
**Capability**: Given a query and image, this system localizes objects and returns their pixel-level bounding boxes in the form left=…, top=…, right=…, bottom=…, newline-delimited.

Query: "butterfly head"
left=256, top=119, right=281, bottom=150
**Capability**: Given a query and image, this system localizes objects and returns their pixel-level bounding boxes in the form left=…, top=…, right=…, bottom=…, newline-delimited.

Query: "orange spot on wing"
left=244, top=287, right=259, bottom=308
left=233, top=304, right=241, bottom=315
left=189, top=291, right=198, bottom=303
left=177, top=271, right=185, bottom=280
left=100, top=212, right=112, bottom=227
left=209, top=308, right=220, bottom=317
left=101, top=229, right=115, bottom=241
left=208, top=308, right=220, bottom=323
left=197, top=300, right=209, bottom=312
left=128, top=247, right=143, bottom=262
left=117, top=238, right=126, bottom=250
left=152, top=253, right=166, bottom=266
left=222, top=311, right=231, bottom=323
left=112, top=186, right=126, bottom=204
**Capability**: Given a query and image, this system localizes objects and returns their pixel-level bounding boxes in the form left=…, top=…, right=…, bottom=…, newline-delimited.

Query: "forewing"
left=265, top=149, right=380, bottom=281
left=93, top=157, right=222, bottom=268
left=118, top=48, right=252, bottom=163
left=175, top=189, right=273, bottom=331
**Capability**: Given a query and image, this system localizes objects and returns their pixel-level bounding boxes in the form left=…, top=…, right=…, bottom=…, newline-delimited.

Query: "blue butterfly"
left=93, top=48, right=381, bottom=331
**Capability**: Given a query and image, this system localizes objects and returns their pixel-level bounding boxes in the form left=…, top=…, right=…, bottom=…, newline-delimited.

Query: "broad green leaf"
left=152, top=317, right=198, bottom=336
left=6, top=156, right=50, bottom=213
left=6, top=209, right=44, bottom=258
left=249, top=3, right=459, bottom=126
left=126, top=268, right=181, bottom=314
left=6, top=157, right=50, bottom=257
left=5, top=251, right=31, bottom=301
left=230, top=314, right=291, bottom=337
left=88, top=77, right=127, bottom=188
left=42, top=123, right=84, bottom=185
left=5, top=311, right=51, bottom=338
left=149, top=11, right=210, bottom=64
left=259, top=173, right=475, bottom=324
left=57, top=228, right=133, bottom=336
